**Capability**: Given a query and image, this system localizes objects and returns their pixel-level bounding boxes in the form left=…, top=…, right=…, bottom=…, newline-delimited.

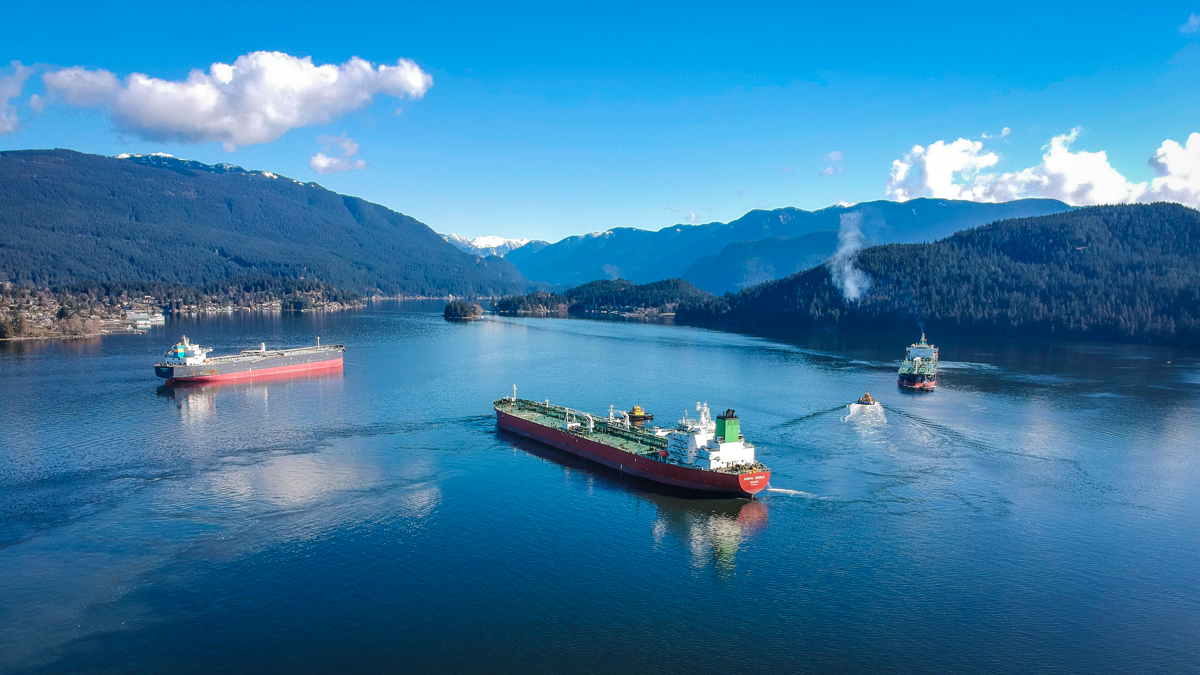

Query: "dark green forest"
left=0, top=150, right=528, bottom=297
left=2, top=276, right=362, bottom=311
left=678, top=204, right=1200, bottom=347
left=494, top=278, right=712, bottom=315
left=444, top=300, right=484, bottom=320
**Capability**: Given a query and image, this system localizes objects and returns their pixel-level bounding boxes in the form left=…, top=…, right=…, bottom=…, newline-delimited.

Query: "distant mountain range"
left=442, top=233, right=545, bottom=258
left=506, top=198, right=1073, bottom=293
left=0, top=150, right=529, bottom=297
left=678, top=204, right=1200, bottom=347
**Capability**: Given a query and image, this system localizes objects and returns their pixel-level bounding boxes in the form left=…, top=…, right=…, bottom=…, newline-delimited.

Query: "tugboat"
left=855, top=391, right=879, bottom=407
left=627, top=403, right=654, bottom=426
left=898, top=333, right=939, bottom=390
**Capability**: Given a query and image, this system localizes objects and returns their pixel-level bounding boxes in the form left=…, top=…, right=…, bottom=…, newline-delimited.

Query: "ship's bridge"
left=665, top=403, right=757, bottom=471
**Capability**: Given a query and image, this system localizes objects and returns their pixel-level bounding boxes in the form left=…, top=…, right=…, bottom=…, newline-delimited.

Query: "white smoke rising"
left=829, top=212, right=870, bottom=301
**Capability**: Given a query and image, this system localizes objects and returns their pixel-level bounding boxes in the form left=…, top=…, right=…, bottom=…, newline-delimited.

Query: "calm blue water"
left=1, top=302, right=1198, bottom=673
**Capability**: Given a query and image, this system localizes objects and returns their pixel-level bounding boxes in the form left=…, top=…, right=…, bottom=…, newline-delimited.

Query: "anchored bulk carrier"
left=898, top=333, right=939, bottom=390
left=495, top=388, right=770, bottom=496
left=154, top=335, right=345, bottom=384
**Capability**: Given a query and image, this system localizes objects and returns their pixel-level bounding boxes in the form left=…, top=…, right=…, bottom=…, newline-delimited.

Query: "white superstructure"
left=165, top=335, right=212, bottom=366
left=662, top=403, right=757, bottom=470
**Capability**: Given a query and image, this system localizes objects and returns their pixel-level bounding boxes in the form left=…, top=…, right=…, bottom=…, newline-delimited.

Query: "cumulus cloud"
left=885, top=129, right=1168, bottom=205
left=40, top=51, right=432, bottom=151
left=0, top=61, right=34, bottom=134
left=824, top=151, right=843, bottom=162
left=886, top=137, right=1000, bottom=201
left=1181, top=14, right=1200, bottom=34
left=687, top=210, right=699, bottom=223
left=981, top=126, right=1010, bottom=140
left=310, top=132, right=367, bottom=174
left=1146, top=133, right=1200, bottom=206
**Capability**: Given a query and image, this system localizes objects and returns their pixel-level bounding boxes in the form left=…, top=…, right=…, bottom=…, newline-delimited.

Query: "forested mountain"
left=510, top=198, right=1071, bottom=290
left=494, top=278, right=712, bottom=316
left=0, top=150, right=529, bottom=296
left=677, top=204, right=1200, bottom=347
left=503, top=240, right=550, bottom=264
left=681, top=231, right=840, bottom=294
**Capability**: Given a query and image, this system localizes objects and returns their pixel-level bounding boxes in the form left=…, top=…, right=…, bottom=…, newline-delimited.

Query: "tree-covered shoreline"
left=493, top=279, right=712, bottom=317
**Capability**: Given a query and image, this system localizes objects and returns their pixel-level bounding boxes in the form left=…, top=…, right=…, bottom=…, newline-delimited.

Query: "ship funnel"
left=715, top=409, right=740, bottom=442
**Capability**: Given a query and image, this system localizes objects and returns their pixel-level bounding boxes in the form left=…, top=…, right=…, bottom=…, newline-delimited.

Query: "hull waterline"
left=162, top=357, right=344, bottom=384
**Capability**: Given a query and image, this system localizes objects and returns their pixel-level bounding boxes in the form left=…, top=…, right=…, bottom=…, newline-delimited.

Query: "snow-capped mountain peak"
left=442, top=233, right=532, bottom=257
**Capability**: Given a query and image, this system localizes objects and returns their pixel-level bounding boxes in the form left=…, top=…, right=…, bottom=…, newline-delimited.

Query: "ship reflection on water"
left=156, top=370, right=344, bottom=422
left=499, top=429, right=767, bottom=574
left=649, top=497, right=767, bottom=575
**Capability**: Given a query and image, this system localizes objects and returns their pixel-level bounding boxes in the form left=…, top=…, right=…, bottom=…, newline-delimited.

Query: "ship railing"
left=498, top=398, right=667, bottom=451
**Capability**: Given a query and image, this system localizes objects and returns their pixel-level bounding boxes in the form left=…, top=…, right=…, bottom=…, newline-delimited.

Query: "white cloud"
left=310, top=153, right=367, bottom=174
left=0, top=61, right=34, bottom=134
left=310, top=132, right=367, bottom=174
left=981, top=126, right=1011, bottom=140
left=886, top=138, right=999, bottom=201
left=886, top=129, right=1161, bottom=206
left=1146, top=133, right=1200, bottom=205
left=820, top=150, right=844, bottom=176
left=40, top=51, right=432, bottom=151
left=687, top=210, right=699, bottom=223
left=1181, top=14, right=1200, bottom=34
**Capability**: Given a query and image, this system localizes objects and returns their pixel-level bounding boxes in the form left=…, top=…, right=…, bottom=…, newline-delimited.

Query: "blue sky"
left=3, top=1, right=1200, bottom=241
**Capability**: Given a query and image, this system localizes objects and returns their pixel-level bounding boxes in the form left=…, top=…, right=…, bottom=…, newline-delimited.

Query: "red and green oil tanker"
left=154, top=335, right=344, bottom=384
left=495, top=387, right=770, bottom=497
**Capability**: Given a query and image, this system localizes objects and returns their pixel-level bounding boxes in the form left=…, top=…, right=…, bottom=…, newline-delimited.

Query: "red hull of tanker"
left=167, top=358, right=343, bottom=384
left=898, top=377, right=937, bottom=390
left=497, top=409, right=769, bottom=497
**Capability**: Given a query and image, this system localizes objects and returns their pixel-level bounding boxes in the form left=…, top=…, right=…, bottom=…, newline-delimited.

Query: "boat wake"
left=765, top=487, right=820, bottom=498
left=779, top=406, right=847, bottom=427
left=842, top=403, right=887, bottom=424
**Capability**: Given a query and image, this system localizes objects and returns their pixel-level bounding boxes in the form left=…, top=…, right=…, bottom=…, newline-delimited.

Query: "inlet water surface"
left=1, top=301, right=1198, bottom=673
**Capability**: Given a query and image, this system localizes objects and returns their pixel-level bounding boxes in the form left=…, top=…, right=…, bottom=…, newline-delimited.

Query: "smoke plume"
left=829, top=212, right=870, bottom=301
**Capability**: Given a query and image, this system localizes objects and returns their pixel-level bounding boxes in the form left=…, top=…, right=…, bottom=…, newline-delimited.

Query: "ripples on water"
left=1, top=302, right=1198, bottom=673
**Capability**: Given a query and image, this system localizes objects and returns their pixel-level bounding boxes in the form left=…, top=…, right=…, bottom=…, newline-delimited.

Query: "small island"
left=444, top=300, right=485, bottom=321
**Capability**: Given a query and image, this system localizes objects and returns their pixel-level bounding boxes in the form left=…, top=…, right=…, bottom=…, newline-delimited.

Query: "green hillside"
left=678, top=204, right=1200, bottom=347
left=0, top=150, right=528, bottom=297
left=495, top=278, right=712, bottom=316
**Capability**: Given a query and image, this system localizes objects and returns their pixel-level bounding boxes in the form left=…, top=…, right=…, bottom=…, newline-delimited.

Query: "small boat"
left=855, top=392, right=879, bottom=406
left=627, top=403, right=654, bottom=425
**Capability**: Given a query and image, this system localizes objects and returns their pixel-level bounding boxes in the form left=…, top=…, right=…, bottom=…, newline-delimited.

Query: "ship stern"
left=739, top=470, right=770, bottom=496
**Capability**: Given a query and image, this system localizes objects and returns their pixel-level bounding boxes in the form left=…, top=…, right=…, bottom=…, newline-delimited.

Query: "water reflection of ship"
left=648, top=495, right=767, bottom=574
left=499, top=429, right=767, bottom=572
left=156, top=369, right=342, bottom=422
